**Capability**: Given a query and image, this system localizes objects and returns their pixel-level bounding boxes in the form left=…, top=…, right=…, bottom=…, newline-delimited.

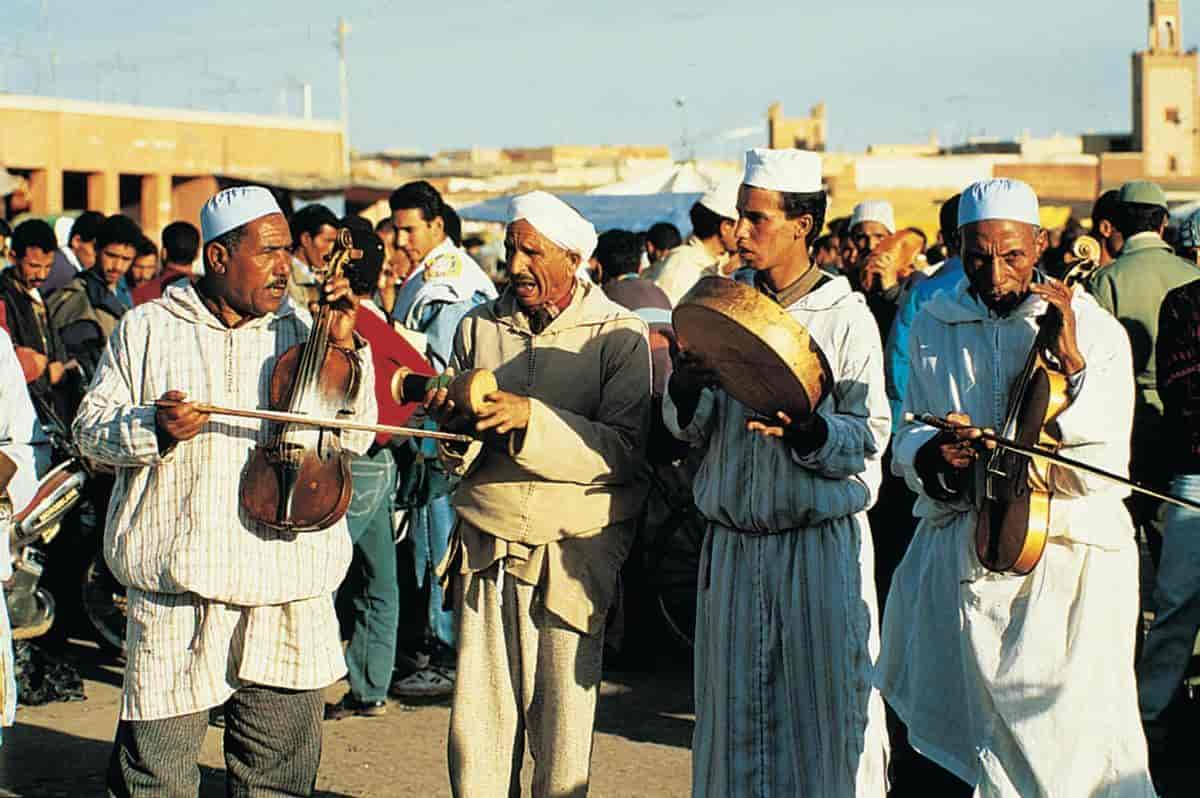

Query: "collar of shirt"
left=1122, top=231, right=1171, bottom=254
left=754, top=265, right=826, bottom=307
left=290, top=256, right=318, bottom=286
left=520, top=280, right=580, bottom=334
left=60, top=245, right=81, bottom=272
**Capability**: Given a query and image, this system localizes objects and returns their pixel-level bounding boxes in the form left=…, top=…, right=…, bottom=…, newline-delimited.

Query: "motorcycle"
left=9, top=421, right=126, bottom=655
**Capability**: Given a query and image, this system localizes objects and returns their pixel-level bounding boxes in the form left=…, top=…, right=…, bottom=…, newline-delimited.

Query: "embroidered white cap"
left=742, top=148, right=823, bottom=194
left=201, top=186, right=283, bottom=242
left=958, top=179, right=1040, bottom=228
left=850, top=200, right=896, bottom=234
left=698, top=180, right=741, bottom=221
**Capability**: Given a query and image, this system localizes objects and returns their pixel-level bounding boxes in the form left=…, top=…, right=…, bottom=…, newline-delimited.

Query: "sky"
left=2, top=0, right=1169, bottom=159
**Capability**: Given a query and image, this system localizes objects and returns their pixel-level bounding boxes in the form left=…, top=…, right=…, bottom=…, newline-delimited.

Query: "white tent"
left=589, top=161, right=738, bottom=196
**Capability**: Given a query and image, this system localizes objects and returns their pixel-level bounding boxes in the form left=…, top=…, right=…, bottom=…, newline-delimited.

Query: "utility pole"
left=336, top=17, right=351, bottom=176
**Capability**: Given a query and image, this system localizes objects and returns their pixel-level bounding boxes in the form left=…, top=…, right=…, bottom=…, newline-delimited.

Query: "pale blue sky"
left=3, top=0, right=1171, bottom=158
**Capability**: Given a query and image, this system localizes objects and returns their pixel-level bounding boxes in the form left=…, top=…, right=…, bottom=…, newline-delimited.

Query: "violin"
left=239, top=228, right=362, bottom=532
left=973, top=249, right=1100, bottom=574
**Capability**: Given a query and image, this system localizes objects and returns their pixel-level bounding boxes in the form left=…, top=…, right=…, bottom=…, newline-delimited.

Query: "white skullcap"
left=509, top=190, right=598, bottom=262
left=850, top=200, right=896, bottom=234
left=742, top=148, right=823, bottom=194
left=698, top=180, right=740, bottom=221
left=201, top=186, right=283, bottom=242
left=958, top=179, right=1040, bottom=228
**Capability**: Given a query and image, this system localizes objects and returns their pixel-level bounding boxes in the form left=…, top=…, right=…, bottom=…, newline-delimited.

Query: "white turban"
left=850, top=200, right=896, bottom=234
left=742, top=148, right=823, bottom=193
left=201, top=186, right=282, bottom=242
left=509, top=191, right=598, bottom=262
left=958, top=179, right=1040, bottom=228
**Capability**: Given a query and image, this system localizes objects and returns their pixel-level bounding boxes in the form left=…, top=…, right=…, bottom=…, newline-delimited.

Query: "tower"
left=1133, top=0, right=1199, bottom=176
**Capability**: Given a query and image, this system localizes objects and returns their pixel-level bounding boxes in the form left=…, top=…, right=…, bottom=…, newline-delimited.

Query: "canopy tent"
left=589, top=160, right=737, bottom=196
left=459, top=192, right=704, bottom=237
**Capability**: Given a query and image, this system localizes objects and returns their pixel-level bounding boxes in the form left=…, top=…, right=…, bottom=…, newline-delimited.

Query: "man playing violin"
left=73, top=186, right=377, bottom=797
left=876, top=179, right=1154, bottom=796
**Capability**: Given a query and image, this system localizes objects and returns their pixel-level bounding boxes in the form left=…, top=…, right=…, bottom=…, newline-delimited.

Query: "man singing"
left=427, top=190, right=650, bottom=796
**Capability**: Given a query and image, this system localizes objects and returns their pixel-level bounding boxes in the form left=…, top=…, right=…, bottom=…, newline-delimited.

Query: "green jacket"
left=1088, top=232, right=1200, bottom=417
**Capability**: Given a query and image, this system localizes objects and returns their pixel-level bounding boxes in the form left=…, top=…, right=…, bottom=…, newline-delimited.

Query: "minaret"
left=1150, top=0, right=1182, bottom=53
left=1133, top=0, right=1198, bottom=176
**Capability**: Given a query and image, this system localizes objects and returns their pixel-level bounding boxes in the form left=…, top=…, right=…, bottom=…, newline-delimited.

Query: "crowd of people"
left=1, top=146, right=1199, bottom=797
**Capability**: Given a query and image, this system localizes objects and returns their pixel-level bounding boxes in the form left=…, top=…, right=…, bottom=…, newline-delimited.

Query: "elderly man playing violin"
left=875, top=179, right=1154, bottom=797
left=73, top=186, right=377, bottom=798
left=423, top=190, right=650, bottom=797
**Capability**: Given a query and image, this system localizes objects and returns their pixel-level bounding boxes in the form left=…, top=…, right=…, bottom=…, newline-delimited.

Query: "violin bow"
left=906, top=412, right=1200, bottom=512
left=150, top=400, right=475, bottom=444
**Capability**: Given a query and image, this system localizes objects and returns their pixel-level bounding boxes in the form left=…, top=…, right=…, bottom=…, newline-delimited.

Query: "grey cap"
left=1118, top=180, right=1168, bottom=210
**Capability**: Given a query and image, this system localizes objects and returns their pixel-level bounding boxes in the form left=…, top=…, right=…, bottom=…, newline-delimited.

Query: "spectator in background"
left=126, top=236, right=160, bottom=291
left=388, top=180, right=497, bottom=700
left=649, top=184, right=740, bottom=304
left=288, top=203, right=339, bottom=313
left=47, top=214, right=141, bottom=383
left=641, top=221, right=682, bottom=271
left=1092, top=189, right=1125, bottom=268
left=0, top=219, right=12, bottom=270
left=597, top=229, right=673, bottom=396
left=324, top=227, right=401, bottom=721
left=373, top=218, right=400, bottom=316
left=1090, top=181, right=1200, bottom=579
left=1174, top=208, right=1200, bottom=264
left=131, top=220, right=200, bottom=306
left=0, top=219, right=81, bottom=440
left=41, top=210, right=105, bottom=297
left=813, top=234, right=840, bottom=273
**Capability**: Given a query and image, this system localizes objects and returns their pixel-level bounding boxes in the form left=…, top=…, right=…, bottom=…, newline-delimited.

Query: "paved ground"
left=0, top=640, right=695, bottom=797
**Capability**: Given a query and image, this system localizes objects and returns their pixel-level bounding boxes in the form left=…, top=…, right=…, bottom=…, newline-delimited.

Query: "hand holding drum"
left=671, top=277, right=833, bottom=422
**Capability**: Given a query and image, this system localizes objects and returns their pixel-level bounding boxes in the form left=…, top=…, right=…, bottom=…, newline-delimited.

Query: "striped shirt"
left=73, top=282, right=376, bottom=720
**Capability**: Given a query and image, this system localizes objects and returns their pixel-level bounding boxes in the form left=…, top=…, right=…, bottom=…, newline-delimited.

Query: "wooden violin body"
left=239, top=228, right=360, bottom=533
left=975, top=352, right=1069, bottom=574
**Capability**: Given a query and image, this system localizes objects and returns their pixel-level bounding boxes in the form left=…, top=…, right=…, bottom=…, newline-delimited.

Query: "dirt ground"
left=0, top=640, right=695, bottom=798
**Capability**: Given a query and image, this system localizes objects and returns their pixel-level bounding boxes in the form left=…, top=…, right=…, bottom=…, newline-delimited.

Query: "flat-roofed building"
left=0, top=94, right=344, bottom=238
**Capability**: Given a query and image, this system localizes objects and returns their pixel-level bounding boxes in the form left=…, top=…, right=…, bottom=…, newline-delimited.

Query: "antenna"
left=336, top=17, right=351, bottom=175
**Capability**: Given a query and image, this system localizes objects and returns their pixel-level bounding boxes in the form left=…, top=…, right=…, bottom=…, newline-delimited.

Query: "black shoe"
left=324, top=694, right=387, bottom=720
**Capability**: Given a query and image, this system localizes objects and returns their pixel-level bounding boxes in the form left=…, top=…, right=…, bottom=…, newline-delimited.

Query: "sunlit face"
left=391, top=207, right=443, bottom=265
left=208, top=213, right=293, bottom=318
left=98, top=243, right=136, bottom=289
left=127, top=253, right=159, bottom=287
left=505, top=219, right=578, bottom=310
left=851, top=221, right=890, bottom=262
left=960, top=219, right=1047, bottom=315
left=733, top=185, right=810, bottom=272
left=16, top=246, right=55, bottom=291
left=300, top=223, right=338, bottom=276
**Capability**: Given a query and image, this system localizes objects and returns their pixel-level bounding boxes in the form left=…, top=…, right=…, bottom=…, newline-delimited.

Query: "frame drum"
left=672, top=277, right=833, bottom=420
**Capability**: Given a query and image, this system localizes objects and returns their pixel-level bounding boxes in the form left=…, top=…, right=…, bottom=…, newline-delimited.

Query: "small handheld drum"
left=672, top=277, right=833, bottom=419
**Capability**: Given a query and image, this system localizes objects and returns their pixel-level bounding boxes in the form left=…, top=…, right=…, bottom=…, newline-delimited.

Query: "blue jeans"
left=1137, top=473, right=1200, bottom=720
left=408, top=494, right=456, bottom=649
left=342, top=449, right=399, bottom=702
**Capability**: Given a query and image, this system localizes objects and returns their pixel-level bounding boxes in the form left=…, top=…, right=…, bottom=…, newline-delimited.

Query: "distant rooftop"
left=0, top=93, right=342, bottom=134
